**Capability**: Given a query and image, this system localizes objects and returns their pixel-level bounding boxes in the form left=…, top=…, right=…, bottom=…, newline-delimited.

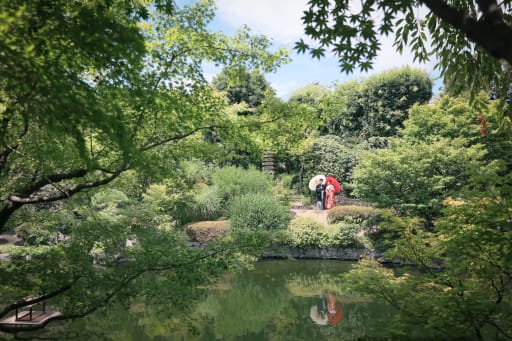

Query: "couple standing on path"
left=315, top=178, right=335, bottom=210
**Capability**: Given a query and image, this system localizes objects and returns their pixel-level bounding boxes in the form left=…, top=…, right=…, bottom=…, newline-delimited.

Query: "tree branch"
left=8, top=168, right=126, bottom=205
left=0, top=167, right=126, bottom=232
left=420, top=0, right=512, bottom=64
left=14, top=169, right=89, bottom=198
left=139, top=113, right=287, bottom=152
left=475, top=0, right=503, bottom=22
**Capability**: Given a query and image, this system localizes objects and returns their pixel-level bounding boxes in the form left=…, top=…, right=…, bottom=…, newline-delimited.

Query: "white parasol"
left=309, top=305, right=328, bottom=325
left=308, top=174, right=326, bottom=191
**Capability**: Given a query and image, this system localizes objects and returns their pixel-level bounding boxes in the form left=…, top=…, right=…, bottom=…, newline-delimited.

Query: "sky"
left=205, top=0, right=441, bottom=100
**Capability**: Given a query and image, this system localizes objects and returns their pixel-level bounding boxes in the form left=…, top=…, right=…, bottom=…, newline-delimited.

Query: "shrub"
left=184, top=220, right=230, bottom=243
left=212, top=166, right=272, bottom=204
left=229, top=193, right=289, bottom=231
left=364, top=209, right=407, bottom=251
left=15, top=222, right=58, bottom=246
left=330, top=222, right=365, bottom=248
left=285, top=218, right=365, bottom=248
left=192, top=166, right=274, bottom=219
left=327, top=205, right=378, bottom=224
left=286, top=217, right=328, bottom=248
left=301, top=135, right=369, bottom=194
left=193, top=185, right=224, bottom=220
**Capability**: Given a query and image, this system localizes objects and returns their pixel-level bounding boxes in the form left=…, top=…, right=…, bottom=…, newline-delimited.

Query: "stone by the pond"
left=262, top=246, right=382, bottom=261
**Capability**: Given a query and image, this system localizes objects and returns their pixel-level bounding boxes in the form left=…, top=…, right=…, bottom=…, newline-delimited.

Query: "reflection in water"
left=310, top=290, right=343, bottom=326
left=28, top=260, right=398, bottom=340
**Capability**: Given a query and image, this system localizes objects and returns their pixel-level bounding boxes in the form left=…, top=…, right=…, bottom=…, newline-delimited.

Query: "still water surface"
left=61, top=260, right=397, bottom=340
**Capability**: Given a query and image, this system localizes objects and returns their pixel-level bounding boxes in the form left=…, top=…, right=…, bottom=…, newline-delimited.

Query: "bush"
left=184, top=220, right=230, bottom=243
left=285, top=218, right=365, bottom=248
left=15, top=222, right=58, bottom=246
left=191, top=166, right=274, bottom=219
left=330, top=222, right=365, bottom=248
left=212, top=166, right=272, bottom=204
left=193, top=185, right=224, bottom=220
left=286, top=217, right=328, bottom=248
left=229, top=193, right=289, bottom=231
left=301, top=135, right=369, bottom=194
left=327, top=205, right=378, bottom=224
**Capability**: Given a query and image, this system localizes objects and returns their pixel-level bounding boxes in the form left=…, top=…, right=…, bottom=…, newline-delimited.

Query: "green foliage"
left=285, top=217, right=364, bottom=248
left=322, top=67, right=432, bottom=139
left=14, top=222, right=57, bottom=246
left=327, top=205, right=378, bottom=224
left=301, top=135, right=367, bottom=191
left=288, top=83, right=328, bottom=105
left=271, top=174, right=295, bottom=206
left=0, top=0, right=292, bottom=333
left=211, top=166, right=273, bottom=204
left=137, top=180, right=193, bottom=229
left=0, top=0, right=289, bottom=232
left=192, top=184, right=224, bottom=220
left=403, top=94, right=512, bottom=167
left=191, top=166, right=284, bottom=222
left=344, top=101, right=512, bottom=338
left=212, top=67, right=274, bottom=109
left=364, top=209, right=406, bottom=252
left=241, top=96, right=325, bottom=162
left=0, top=0, right=146, bottom=158
left=401, top=95, right=480, bottom=143
left=353, top=137, right=486, bottom=221
left=229, top=193, right=289, bottom=231
left=330, top=223, right=365, bottom=248
left=285, top=217, right=327, bottom=248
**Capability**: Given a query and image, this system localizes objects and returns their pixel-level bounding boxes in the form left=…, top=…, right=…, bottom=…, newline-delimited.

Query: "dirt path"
left=290, top=207, right=329, bottom=226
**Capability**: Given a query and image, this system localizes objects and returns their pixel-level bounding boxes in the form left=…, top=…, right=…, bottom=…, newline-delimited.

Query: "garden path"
left=290, top=201, right=329, bottom=226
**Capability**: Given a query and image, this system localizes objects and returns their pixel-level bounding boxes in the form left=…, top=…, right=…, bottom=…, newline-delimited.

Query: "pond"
left=19, top=260, right=399, bottom=340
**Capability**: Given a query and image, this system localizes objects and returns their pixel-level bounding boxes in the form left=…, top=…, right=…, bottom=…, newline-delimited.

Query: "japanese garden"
left=0, top=0, right=511, bottom=340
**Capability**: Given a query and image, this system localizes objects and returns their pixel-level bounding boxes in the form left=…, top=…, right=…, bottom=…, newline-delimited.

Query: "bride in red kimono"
left=325, top=180, right=335, bottom=209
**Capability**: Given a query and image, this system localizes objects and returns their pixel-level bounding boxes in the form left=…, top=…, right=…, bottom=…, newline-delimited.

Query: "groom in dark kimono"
left=315, top=179, right=326, bottom=210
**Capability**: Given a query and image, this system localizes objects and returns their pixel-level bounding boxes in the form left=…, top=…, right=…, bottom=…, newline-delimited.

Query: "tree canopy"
left=0, top=0, right=288, bottom=232
left=322, top=67, right=432, bottom=139
left=212, top=67, right=274, bottom=109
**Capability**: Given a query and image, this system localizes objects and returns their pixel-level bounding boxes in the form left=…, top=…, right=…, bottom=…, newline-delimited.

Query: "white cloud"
left=270, top=79, right=302, bottom=99
left=369, top=34, right=436, bottom=74
left=215, top=0, right=307, bottom=44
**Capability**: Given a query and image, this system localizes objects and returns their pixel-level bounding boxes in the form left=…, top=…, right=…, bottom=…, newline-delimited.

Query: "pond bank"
left=262, top=245, right=383, bottom=261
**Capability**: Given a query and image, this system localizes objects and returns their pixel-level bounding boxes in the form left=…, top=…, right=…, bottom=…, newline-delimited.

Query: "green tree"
left=322, top=67, right=432, bottom=139
left=346, top=164, right=512, bottom=339
left=353, top=138, right=486, bottom=221
left=301, top=135, right=369, bottom=194
left=353, top=95, right=489, bottom=221
left=288, top=82, right=328, bottom=106
left=212, top=67, right=274, bottom=109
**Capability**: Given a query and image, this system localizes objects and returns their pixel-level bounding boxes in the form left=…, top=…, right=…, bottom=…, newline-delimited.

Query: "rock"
left=262, top=246, right=371, bottom=261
